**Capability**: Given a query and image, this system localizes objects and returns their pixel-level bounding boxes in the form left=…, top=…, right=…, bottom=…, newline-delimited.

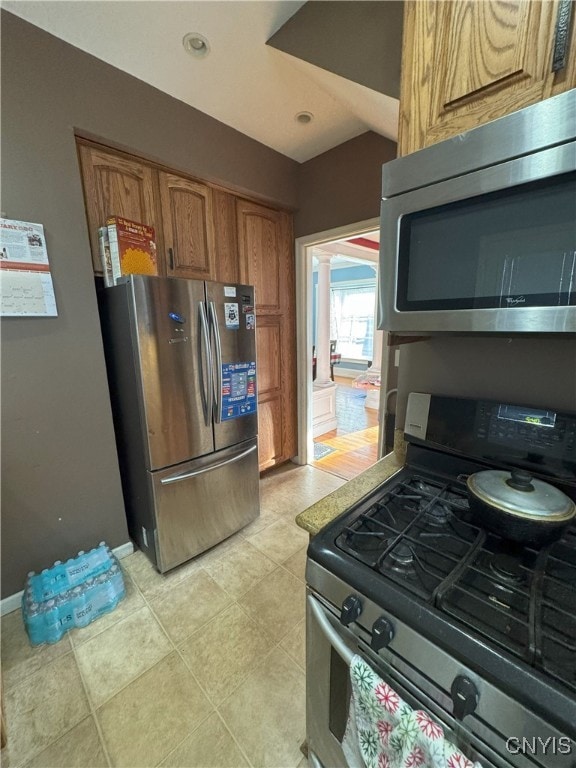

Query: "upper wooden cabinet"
left=236, top=200, right=289, bottom=313
left=399, top=0, right=576, bottom=156
left=77, top=144, right=159, bottom=272
left=211, top=189, right=240, bottom=284
left=158, top=172, right=215, bottom=280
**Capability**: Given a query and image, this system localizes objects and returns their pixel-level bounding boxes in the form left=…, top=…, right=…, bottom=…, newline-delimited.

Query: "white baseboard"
left=0, top=541, right=135, bottom=617
left=334, top=367, right=367, bottom=379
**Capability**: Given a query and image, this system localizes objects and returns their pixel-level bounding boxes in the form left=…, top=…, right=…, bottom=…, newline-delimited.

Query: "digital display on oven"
left=497, top=404, right=556, bottom=428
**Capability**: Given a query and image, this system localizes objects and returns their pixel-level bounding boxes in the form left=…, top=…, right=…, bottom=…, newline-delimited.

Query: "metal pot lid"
left=467, top=469, right=576, bottom=522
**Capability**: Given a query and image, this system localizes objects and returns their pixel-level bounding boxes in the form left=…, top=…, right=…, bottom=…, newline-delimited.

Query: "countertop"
left=295, top=430, right=406, bottom=536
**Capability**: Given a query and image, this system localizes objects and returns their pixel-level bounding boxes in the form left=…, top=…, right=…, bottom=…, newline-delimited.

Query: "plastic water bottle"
left=22, top=599, right=44, bottom=645
left=44, top=599, right=61, bottom=644
left=55, top=591, right=72, bottom=633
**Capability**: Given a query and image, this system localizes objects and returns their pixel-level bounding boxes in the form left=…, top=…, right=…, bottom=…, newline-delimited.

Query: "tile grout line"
left=3, top=645, right=93, bottom=768
left=171, top=642, right=256, bottom=768
left=69, top=635, right=114, bottom=768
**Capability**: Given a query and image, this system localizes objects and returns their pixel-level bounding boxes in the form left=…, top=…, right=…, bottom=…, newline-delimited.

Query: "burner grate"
left=539, top=531, right=576, bottom=692
left=336, top=475, right=481, bottom=600
left=438, top=528, right=576, bottom=694
left=437, top=538, right=535, bottom=661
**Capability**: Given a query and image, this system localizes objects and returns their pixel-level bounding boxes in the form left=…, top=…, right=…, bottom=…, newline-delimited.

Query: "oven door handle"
left=308, top=595, right=355, bottom=667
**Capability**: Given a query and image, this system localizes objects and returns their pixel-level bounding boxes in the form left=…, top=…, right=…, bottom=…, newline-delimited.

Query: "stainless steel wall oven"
left=379, top=90, right=576, bottom=334
left=305, top=393, right=576, bottom=768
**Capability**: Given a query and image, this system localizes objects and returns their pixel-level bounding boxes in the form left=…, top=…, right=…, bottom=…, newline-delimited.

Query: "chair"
left=329, top=340, right=337, bottom=381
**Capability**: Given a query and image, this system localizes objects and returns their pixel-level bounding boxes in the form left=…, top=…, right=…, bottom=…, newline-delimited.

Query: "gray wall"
left=0, top=11, right=300, bottom=599
left=396, top=336, right=576, bottom=426
left=295, top=131, right=397, bottom=237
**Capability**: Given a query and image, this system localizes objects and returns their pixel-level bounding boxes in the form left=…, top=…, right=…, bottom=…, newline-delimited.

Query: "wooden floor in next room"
left=311, top=376, right=379, bottom=481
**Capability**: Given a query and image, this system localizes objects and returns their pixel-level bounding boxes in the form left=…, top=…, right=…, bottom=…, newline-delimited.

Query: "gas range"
left=305, top=394, right=576, bottom=768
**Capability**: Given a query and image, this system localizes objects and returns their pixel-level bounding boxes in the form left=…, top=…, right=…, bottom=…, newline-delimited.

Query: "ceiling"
left=3, top=0, right=400, bottom=163
left=313, top=230, right=380, bottom=270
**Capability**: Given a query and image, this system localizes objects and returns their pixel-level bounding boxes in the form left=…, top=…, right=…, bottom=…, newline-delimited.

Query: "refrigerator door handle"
left=160, top=444, right=257, bottom=484
left=209, top=301, right=223, bottom=423
left=198, top=301, right=213, bottom=426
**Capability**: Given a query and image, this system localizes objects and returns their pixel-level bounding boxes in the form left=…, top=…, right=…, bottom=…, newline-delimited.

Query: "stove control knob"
left=340, top=594, right=363, bottom=626
left=371, top=617, right=394, bottom=651
left=451, top=675, right=479, bottom=721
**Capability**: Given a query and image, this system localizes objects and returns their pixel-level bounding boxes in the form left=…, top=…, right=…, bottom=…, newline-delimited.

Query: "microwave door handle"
left=552, top=0, right=573, bottom=72
left=198, top=301, right=213, bottom=426
left=160, top=444, right=257, bottom=484
left=308, top=595, right=355, bottom=667
left=209, top=301, right=223, bottom=424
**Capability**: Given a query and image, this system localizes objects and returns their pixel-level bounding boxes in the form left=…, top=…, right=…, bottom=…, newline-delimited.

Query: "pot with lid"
left=466, top=468, right=576, bottom=545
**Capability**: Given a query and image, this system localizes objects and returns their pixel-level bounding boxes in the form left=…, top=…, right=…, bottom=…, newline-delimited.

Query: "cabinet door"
left=212, top=189, right=240, bottom=284
left=236, top=200, right=297, bottom=470
left=77, top=144, right=158, bottom=273
left=398, top=0, right=576, bottom=156
left=158, top=172, right=215, bottom=280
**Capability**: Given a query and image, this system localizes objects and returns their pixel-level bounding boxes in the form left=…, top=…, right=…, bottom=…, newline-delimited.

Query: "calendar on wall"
left=0, top=218, right=58, bottom=316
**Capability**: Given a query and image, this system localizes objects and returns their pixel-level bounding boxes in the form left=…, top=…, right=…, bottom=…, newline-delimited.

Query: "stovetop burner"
left=489, top=552, right=526, bottom=584
left=383, top=539, right=417, bottom=576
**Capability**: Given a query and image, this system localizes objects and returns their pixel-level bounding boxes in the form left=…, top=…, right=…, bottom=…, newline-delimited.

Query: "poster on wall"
left=0, top=218, right=58, bottom=316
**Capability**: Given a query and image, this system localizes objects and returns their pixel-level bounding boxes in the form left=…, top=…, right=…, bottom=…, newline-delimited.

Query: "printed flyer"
left=0, top=218, right=58, bottom=316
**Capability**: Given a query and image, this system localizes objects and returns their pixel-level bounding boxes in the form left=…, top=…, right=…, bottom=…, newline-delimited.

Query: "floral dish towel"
left=342, top=655, right=484, bottom=768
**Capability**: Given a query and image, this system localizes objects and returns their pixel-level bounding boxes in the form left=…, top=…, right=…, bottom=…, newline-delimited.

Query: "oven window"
left=397, top=172, right=576, bottom=310
left=329, top=647, right=352, bottom=742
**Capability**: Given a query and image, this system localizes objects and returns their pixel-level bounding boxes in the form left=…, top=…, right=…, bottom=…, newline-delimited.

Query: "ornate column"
left=312, top=252, right=337, bottom=438
left=314, top=254, right=333, bottom=388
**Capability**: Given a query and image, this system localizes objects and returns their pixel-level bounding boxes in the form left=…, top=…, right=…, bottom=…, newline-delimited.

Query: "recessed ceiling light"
left=183, top=33, right=210, bottom=58
left=295, top=111, right=314, bottom=124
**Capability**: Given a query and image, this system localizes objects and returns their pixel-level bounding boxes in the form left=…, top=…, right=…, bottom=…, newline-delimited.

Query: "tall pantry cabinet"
left=77, top=140, right=297, bottom=472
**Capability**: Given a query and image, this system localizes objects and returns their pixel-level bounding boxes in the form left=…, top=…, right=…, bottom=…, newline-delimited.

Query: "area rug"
left=314, top=442, right=337, bottom=460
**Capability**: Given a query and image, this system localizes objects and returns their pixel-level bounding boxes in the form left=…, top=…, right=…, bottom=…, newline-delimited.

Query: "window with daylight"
left=330, top=280, right=376, bottom=360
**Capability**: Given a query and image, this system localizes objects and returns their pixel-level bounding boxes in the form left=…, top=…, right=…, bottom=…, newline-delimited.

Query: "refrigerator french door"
left=99, top=275, right=260, bottom=572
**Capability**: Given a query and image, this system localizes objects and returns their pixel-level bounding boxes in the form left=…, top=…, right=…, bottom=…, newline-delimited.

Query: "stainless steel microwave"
left=379, top=90, right=576, bottom=334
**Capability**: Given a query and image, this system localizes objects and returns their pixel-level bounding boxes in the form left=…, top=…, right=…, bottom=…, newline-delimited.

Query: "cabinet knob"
left=340, top=594, right=362, bottom=627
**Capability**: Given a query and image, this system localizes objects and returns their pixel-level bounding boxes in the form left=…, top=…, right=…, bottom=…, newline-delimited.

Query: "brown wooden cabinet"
left=211, top=189, right=240, bottom=284
left=77, top=140, right=296, bottom=472
left=399, top=0, right=576, bottom=156
left=77, top=144, right=159, bottom=273
left=158, top=172, right=215, bottom=280
left=236, top=199, right=297, bottom=470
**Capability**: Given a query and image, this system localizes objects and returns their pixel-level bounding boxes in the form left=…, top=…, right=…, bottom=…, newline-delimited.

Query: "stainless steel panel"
left=379, top=143, right=576, bottom=334
left=306, top=568, right=576, bottom=768
left=151, top=437, right=259, bottom=572
left=306, top=592, right=505, bottom=768
left=205, top=281, right=258, bottom=451
left=382, top=90, right=576, bottom=198
left=129, top=275, right=214, bottom=468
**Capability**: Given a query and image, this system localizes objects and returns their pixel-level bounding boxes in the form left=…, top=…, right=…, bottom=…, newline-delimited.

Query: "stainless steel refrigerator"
left=99, top=275, right=260, bottom=572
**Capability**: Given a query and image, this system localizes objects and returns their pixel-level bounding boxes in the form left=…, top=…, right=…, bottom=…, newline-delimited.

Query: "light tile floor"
left=1, top=463, right=345, bottom=768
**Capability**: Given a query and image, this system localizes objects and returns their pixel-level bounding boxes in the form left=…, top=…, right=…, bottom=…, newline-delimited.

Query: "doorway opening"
left=295, top=218, right=397, bottom=480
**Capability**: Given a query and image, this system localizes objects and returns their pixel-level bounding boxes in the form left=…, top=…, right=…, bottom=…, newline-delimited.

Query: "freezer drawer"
left=149, top=438, right=260, bottom=572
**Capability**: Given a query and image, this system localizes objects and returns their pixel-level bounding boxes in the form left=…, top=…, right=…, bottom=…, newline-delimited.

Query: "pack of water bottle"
left=22, top=542, right=126, bottom=645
